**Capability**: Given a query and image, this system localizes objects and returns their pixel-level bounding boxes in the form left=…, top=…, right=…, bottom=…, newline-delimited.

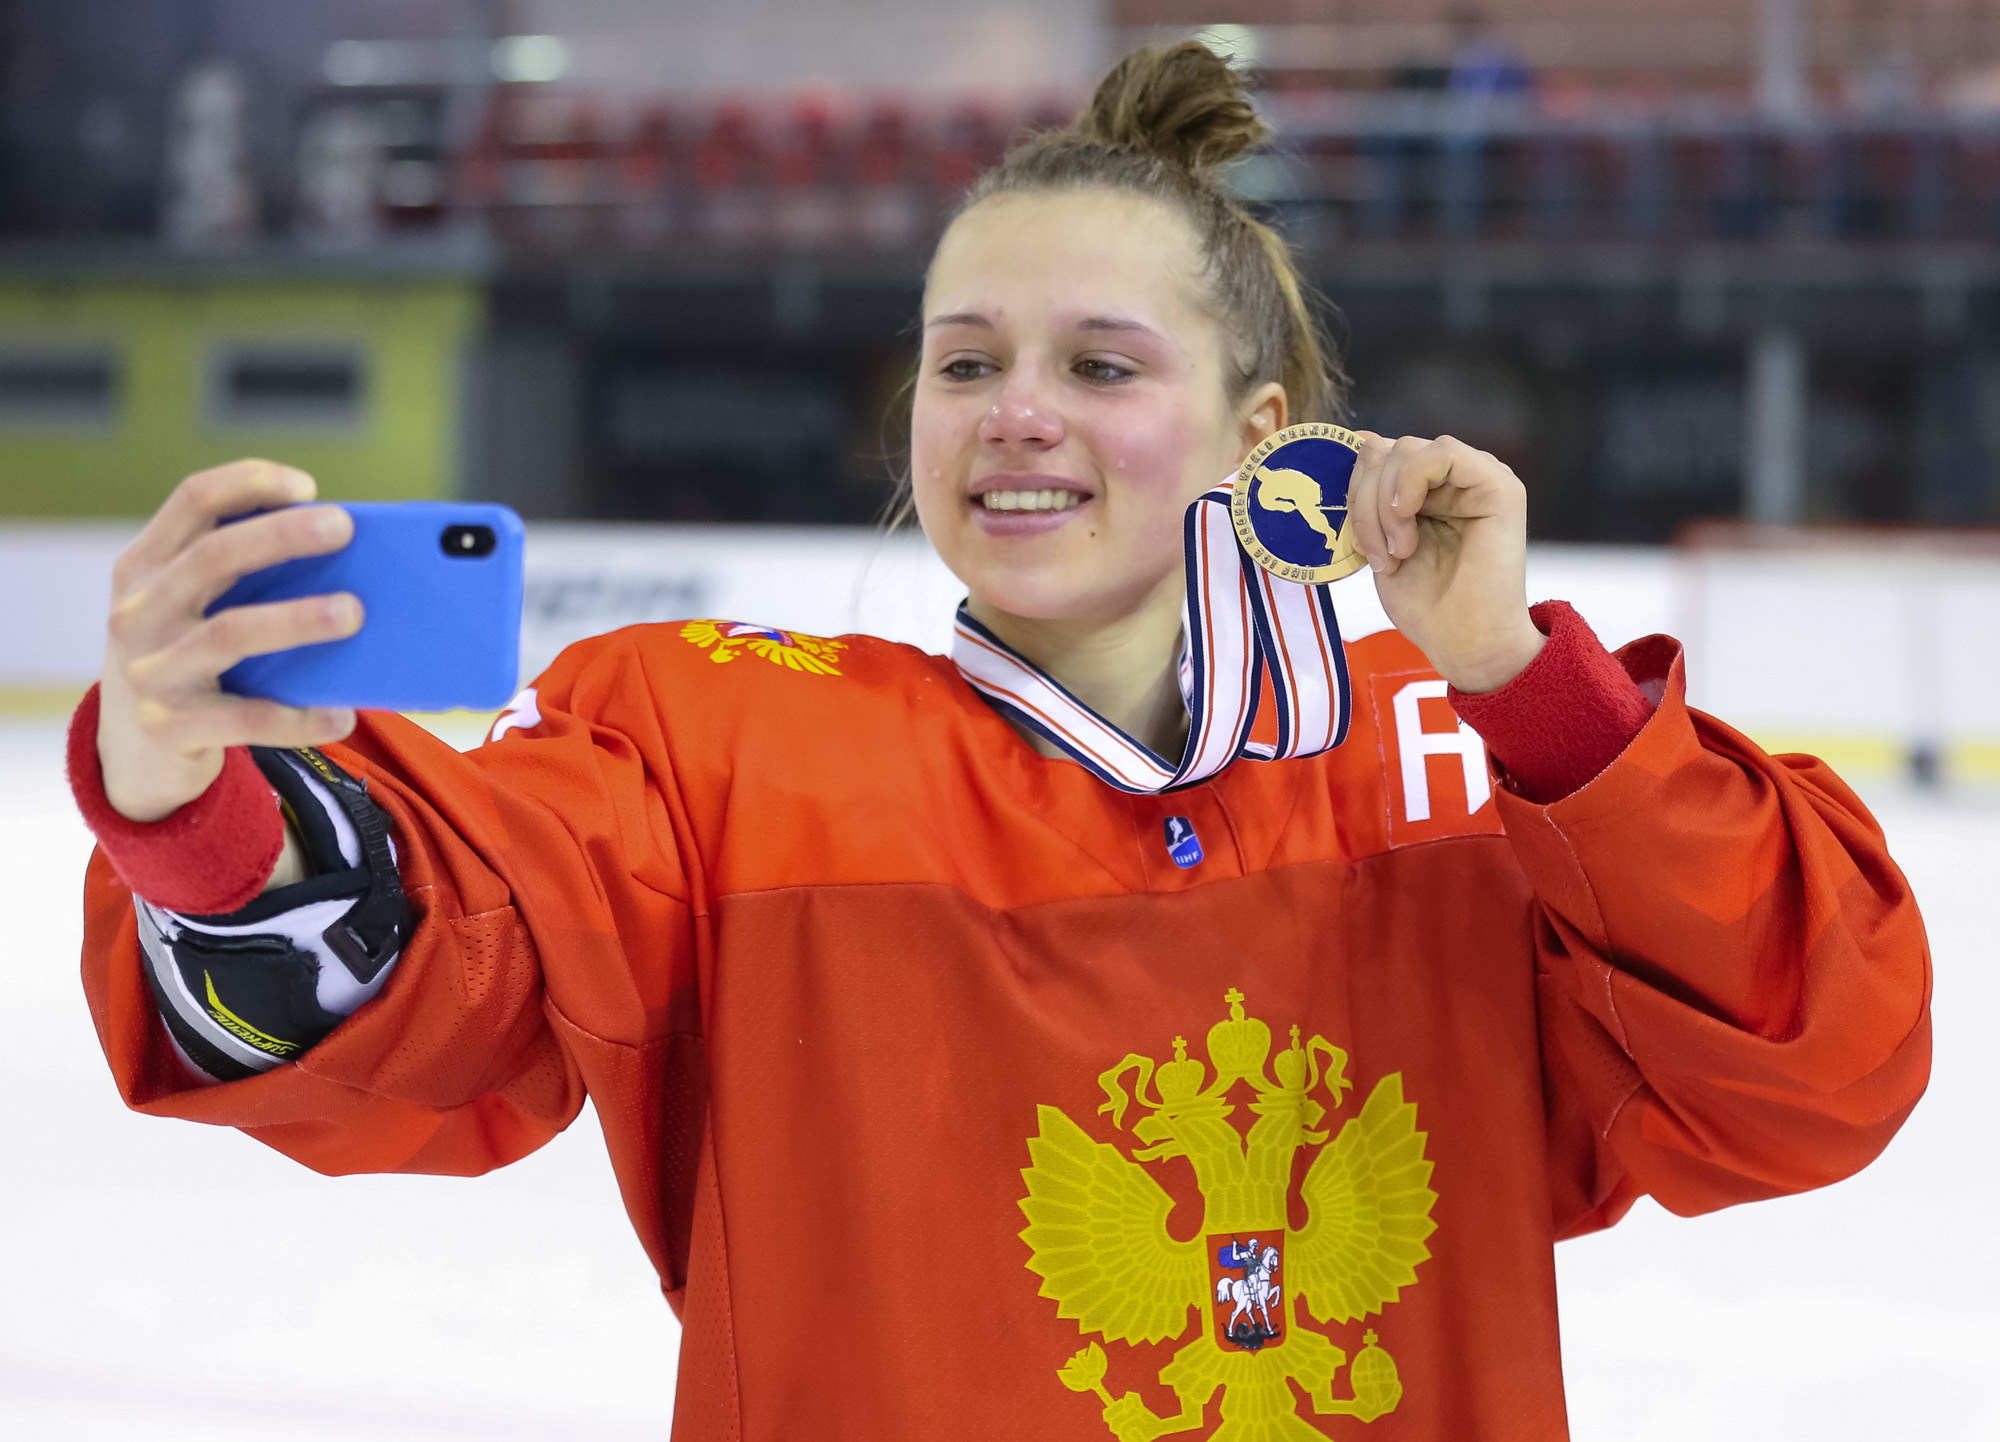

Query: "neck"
left=968, top=576, right=1191, bottom=761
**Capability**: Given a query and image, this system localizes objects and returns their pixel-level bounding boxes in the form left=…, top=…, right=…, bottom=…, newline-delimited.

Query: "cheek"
left=909, top=390, right=971, bottom=501
left=1097, top=404, right=1203, bottom=511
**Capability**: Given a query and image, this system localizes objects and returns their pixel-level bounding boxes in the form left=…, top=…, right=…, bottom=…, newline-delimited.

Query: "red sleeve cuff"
left=1446, top=600, right=1654, bottom=805
left=66, top=683, right=285, bottom=914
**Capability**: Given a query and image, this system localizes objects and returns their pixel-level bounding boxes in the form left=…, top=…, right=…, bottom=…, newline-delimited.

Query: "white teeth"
left=981, top=490, right=1082, bottom=512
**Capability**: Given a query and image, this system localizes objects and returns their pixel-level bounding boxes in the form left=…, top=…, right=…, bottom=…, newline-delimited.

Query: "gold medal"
left=1229, top=422, right=1368, bottom=585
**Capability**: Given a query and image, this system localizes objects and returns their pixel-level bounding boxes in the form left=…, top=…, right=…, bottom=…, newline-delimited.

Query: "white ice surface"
left=5, top=716, right=1995, bottom=1440
left=0, top=721, right=677, bottom=1441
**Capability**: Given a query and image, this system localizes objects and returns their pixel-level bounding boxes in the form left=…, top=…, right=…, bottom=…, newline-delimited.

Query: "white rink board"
left=18, top=520, right=2000, bottom=756
left=0, top=524, right=1677, bottom=684
left=0, top=520, right=976, bottom=692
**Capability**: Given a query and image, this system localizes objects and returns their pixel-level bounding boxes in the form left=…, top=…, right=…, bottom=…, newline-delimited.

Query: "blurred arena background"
left=0, top=2, right=1996, bottom=1439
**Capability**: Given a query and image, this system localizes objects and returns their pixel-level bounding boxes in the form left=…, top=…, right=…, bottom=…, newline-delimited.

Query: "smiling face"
left=912, top=188, right=1285, bottom=630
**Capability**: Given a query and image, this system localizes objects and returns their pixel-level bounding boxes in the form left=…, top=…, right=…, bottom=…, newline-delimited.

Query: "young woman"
left=72, top=45, right=1928, bottom=1442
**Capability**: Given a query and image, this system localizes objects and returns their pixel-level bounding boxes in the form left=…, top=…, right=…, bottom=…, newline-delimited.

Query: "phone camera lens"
left=442, top=524, right=496, bottom=559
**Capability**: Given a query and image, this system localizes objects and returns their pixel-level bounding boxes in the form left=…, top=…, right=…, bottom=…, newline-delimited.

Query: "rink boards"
left=5, top=520, right=2000, bottom=780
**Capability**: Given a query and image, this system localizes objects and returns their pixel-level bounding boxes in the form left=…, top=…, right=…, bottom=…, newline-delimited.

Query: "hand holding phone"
left=97, top=461, right=366, bottom=823
left=96, top=462, right=523, bottom=826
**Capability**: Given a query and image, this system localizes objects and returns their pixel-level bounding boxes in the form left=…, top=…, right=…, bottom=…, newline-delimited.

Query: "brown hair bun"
left=1074, top=41, right=1270, bottom=180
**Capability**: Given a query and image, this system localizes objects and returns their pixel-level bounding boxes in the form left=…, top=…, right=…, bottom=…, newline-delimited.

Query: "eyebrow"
left=922, top=311, right=1166, bottom=341
left=1074, top=316, right=1163, bottom=339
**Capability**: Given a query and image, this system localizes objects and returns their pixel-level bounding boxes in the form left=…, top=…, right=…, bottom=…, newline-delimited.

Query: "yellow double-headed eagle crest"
left=679, top=619, right=846, bottom=675
left=1018, top=989, right=1437, bottom=1439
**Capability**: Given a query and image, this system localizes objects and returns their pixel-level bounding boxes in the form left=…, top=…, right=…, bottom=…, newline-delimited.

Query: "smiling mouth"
left=979, top=489, right=1087, bottom=513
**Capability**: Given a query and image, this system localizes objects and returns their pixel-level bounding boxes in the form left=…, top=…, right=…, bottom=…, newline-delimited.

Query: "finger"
left=1344, top=431, right=1397, bottom=573
left=115, top=460, right=317, bottom=595
left=135, top=502, right=354, bottom=640
left=1376, top=435, right=1441, bottom=564
left=131, top=691, right=358, bottom=754
left=110, top=503, right=352, bottom=659
left=1407, top=439, right=1521, bottom=522
left=127, top=592, right=363, bottom=697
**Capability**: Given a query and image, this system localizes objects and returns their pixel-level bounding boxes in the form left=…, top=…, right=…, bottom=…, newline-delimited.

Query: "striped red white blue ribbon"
left=951, top=481, right=1353, bottom=794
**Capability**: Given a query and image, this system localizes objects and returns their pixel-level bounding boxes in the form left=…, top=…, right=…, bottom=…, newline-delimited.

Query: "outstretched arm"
left=73, top=465, right=711, bottom=1295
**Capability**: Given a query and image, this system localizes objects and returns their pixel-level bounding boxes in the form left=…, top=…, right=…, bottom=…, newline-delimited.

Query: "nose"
left=977, top=365, right=1063, bottom=451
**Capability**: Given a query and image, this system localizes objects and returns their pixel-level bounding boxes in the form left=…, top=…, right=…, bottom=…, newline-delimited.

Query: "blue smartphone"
left=212, top=501, right=524, bottom=712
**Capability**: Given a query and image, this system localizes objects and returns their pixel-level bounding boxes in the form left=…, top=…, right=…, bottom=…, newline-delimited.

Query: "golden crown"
left=1097, top=989, right=1351, bottom=1135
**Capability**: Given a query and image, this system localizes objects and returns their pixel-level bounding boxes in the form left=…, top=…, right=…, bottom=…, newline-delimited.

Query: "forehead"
left=925, top=188, right=1207, bottom=326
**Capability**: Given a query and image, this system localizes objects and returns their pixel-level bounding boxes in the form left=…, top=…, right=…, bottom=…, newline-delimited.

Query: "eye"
left=1074, top=357, right=1134, bottom=385
left=939, top=356, right=996, bottom=382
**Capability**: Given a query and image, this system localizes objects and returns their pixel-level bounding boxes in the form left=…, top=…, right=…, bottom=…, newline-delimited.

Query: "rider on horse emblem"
left=1213, top=1237, right=1284, bottom=1352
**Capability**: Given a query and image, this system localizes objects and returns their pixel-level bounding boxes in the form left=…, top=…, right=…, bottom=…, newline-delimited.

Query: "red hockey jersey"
left=80, top=621, right=1932, bottom=1441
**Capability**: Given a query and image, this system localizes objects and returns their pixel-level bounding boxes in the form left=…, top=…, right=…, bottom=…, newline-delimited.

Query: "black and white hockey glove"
left=136, top=748, right=409, bottom=1084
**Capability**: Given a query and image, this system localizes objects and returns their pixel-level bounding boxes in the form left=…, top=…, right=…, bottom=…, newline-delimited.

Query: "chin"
left=963, top=561, right=1160, bottom=627
left=925, top=505, right=1176, bottom=627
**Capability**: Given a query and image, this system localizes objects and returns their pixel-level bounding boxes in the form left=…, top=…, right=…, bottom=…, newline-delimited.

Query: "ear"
left=1233, top=381, right=1289, bottom=464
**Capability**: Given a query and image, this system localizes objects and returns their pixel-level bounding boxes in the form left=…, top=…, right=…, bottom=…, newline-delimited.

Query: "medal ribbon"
left=951, top=481, right=1353, bottom=794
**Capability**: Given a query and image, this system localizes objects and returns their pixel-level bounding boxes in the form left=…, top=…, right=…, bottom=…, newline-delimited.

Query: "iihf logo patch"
left=1164, top=817, right=1204, bottom=869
